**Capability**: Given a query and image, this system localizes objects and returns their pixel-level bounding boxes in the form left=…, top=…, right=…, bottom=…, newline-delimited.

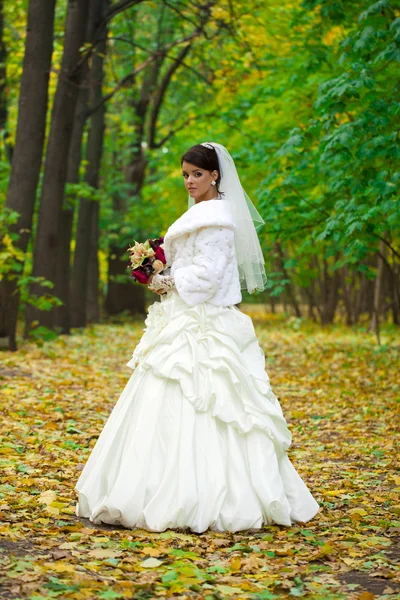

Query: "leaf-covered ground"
left=0, top=307, right=399, bottom=600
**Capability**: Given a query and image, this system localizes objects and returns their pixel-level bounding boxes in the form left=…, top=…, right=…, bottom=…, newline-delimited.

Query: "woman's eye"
left=195, top=172, right=202, bottom=177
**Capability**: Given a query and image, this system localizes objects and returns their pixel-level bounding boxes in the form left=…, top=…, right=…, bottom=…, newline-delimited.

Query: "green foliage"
left=0, top=209, right=63, bottom=319
left=250, top=0, right=400, bottom=300
left=3, top=0, right=399, bottom=324
left=93, top=0, right=397, bottom=317
left=0, top=208, right=25, bottom=278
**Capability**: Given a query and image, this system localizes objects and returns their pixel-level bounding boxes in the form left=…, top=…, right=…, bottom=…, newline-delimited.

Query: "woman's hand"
left=147, top=274, right=162, bottom=294
left=150, top=286, right=163, bottom=295
left=148, top=273, right=175, bottom=295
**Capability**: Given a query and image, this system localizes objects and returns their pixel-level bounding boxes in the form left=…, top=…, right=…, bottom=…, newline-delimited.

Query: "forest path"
left=0, top=309, right=399, bottom=599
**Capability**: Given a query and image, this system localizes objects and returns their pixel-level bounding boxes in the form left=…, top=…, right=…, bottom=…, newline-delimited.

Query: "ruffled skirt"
left=74, top=289, right=319, bottom=532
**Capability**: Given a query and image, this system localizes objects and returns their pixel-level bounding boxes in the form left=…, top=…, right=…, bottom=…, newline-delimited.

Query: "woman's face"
left=181, top=160, right=219, bottom=202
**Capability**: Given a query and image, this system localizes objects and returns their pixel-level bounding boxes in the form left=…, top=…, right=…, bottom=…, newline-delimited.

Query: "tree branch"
left=153, top=110, right=219, bottom=149
left=86, top=54, right=157, bottom=118
left=147, top=1, right=216, bottom=147
left=377, top=236, right=400, bottom=261
left=107, top=36, right=213, bottom=84
left=288, top=185, right=330, bottom=218
left=147, top=43, right=192, bottom=148
left=160, top=0, right=200, bottom=28
left=87, top=29, right=211, bottom=118
left=103, top=0, right=145, bottom=24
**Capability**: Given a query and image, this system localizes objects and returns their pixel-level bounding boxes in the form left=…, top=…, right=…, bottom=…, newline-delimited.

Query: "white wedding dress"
left=74, top=287, right=319, bottom=532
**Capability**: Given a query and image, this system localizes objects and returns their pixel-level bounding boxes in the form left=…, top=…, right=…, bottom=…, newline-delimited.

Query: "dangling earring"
left=211, top=181, right=216, bottom=186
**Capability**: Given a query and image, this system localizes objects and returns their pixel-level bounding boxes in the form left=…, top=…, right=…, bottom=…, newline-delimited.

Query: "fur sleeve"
left=173, top=226, right=235, bottom=306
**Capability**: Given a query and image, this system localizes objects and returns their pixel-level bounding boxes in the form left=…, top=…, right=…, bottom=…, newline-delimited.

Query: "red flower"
left=131, top=269, right=149, bottom=284
left=155, top=246, right=165, bottom=262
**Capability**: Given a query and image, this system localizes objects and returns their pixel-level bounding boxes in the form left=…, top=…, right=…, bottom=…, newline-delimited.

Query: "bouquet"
left=127, top=236, right=167, bottom=285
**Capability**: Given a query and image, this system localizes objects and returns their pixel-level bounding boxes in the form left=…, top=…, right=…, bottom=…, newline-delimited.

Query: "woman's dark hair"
left=181, top=144, right=222, bottom=194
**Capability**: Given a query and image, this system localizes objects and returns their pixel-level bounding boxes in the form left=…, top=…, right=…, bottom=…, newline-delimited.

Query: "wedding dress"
left=75, top=140, right=319, bottom=532
left=74, top=289, right=320, bottom=533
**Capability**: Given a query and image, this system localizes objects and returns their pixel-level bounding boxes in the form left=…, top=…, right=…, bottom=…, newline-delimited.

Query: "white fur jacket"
left=162, top=198, right=242, bottom=307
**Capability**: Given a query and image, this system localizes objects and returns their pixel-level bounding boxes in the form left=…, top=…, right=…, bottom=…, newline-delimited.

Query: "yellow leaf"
left=216, top=585, right=241, bottom=596
left=35, top=518, right=50, bottom=525
left=88, top=548, right=121, bottom=559
left=141, top=546, right=162, bottom=557
left=325, top=489, right=347, bottom=496
left=313, top=543, right=335, bottom=559
left=230, top=557, right=242, bottom=571
left=50, top=501, right=67, bottom=509
left=43, top=562, right=75, bottom=573
left=39, top=490, right=57, bottom=506
left=58, top=542, right=77, bottom=549
left=342, top=557, right=357, bottom=565
left=349, top=508, right=367, bottom=516
left=45, top=506, right=59, bottom=515
left=61, top=506, right=76, bottom=514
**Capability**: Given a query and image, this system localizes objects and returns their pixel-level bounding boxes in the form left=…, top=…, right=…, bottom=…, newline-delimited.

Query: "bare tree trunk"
left=25, top=0, right=90, bottom=336
left=105, top=113, right=148, bottom=316
left=86, top=200, right=100, bottom=322
left=385, top=257, right=399, bottom=326
left=370, top=241, right=385, bottom=344
left=0, top=0, right=7, bottom=131
left=52, top=82, right=90, bottom=333
left=304, top=288, right=318, bottom=322
left=275, top=242, right=302, bottom=318
left=0, top=0, right=11, bottom=163
left=105, top=146, right=146, bottom=317
left=392, top=260, right=400, bottom=326
left=269, top=295, right=275, bottom=314
left=320, top=259, right=339, bottom=324
left=71, top=1, right=107, bottom=328
left=340, top=266, right=354, bottom=326
left=0, top=0, right=56, bottom=350
left=354, top=273, right=365, bottom=323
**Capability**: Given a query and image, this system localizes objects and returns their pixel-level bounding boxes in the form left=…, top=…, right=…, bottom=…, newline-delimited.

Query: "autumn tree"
left=0, top=0, right=57, bottom=350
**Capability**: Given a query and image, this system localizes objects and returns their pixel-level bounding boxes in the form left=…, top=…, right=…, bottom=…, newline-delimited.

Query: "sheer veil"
left=187, top=142, right=267, bottom=294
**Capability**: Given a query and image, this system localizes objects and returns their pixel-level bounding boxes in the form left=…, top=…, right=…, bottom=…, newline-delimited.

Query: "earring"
left=211, top=181, right=216, bottom=186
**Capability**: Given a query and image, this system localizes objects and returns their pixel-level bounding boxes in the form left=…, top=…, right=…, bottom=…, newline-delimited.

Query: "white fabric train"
left=74, top=289, right=320, bottom=532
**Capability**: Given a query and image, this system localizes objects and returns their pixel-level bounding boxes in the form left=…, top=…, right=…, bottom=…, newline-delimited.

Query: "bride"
left=74, top=142, right=319, bottom=533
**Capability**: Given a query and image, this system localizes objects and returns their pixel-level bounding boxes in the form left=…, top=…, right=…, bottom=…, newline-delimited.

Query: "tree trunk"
left=320, top=259, right=339, bottom=324
left=104, top=118, right=148, bottom=316
left=25, top=0, right=90, bottom=336
left=370, top=241, right=385, bottom=344
left=275, top=242, right=302, bottom=318
left=0, top=0, right=7, bottom=132
left=70, top=3, right=107, bottom=328
left=0, top=0, right=56, bottom=350
left=0, top=0, right=11, bottom=163
left=392, top=260, right=400, bottom=326
left=105, top=250, right=146, bottom=315
left=340, top=266, right=354, bottom=326
left=52, top=82, right=90, bottom=333
left=269, top=295, right=275, bottom=314
left=105, top=46, right=169, bottom=316
left=86, top=200, right=100, bottom=323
